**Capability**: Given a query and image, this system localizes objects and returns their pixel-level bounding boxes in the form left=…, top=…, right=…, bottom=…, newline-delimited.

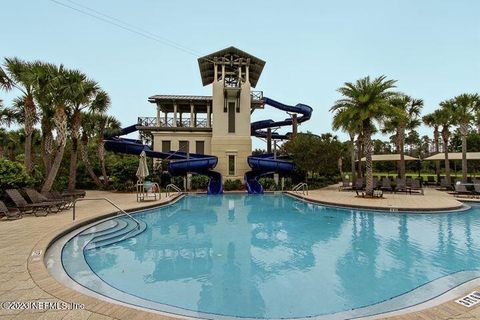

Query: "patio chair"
left=0, top=201, right=22, bottom=220
left=372, top=177, right=379, bottom=190
left=62, top=190, right=86, bottom=199
left=395, top=178, right=408, bottom=193
left=438, top=178, right=451, bottom=190
left=406, top=177, right=413, bottom=187
left=452, top=183, right=473, bottom=198
left=5, top=189, right=51, bottom=216
left=380, top=177, right=393, bottom=192
left=473, top=180, right=480, bottom=196
left=42, top=191, right=74, bottom=209
left=339, top=179, right=352, bottom=191
left=354, top=178, right=365, bottom=190
left=24, top=188, right=66, bottom=212
left=426, top=176, right=435, bottom=186
left=410, top=179, right=424, bottom=195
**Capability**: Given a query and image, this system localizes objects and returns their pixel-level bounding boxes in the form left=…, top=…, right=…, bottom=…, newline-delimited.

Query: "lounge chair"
left=62, top=190, right=86, bottom=199
left=42, top=191, right=74, bottom=208
left=395, top=178, right=408, bottom=193
left=339, top=179, right=352, bottom=191
left=25, top=188, right=69, bottom=211
left=0, top=201, right=22, bottom=220
left=380, top=177, right=393, bottom=192
left=372, top=177, right=380, bottom=190
left=354, top=178, right=365, bottom=191
left=411, top=179, right=424, bottom=195
left=438, top=178, right=451, bottom=190
left=426, top=176, right=435, bottom=186
left=473, top=180, right=480, bottom=197
left=5, top=189, right=52, bottom=216
left=452, top=183, right=473, bottom=198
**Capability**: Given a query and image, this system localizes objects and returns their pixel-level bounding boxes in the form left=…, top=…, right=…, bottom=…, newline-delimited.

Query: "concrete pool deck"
left=287, top=184, right=466, bottom=212
left=0, top=189, right=479, bottom=320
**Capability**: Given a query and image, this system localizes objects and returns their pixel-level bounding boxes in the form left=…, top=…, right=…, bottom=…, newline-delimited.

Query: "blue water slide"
left=104, top=127, right=223, bottom=194
left=246, top=97, right=312, bottom=194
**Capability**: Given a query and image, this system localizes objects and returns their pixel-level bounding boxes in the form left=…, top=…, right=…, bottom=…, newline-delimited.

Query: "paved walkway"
left=288, top=184, right=465, bottom=211
left=0, top=189, right=479, bottom=320
left=0, top=190, right=180, bottom=320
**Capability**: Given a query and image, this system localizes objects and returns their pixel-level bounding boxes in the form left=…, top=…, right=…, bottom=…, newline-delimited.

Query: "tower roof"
left=198, top=46, right=266, bottom=88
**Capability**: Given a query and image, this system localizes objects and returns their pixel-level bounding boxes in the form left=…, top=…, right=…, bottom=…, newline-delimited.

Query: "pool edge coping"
left=285, top=191, right=468, bottom=213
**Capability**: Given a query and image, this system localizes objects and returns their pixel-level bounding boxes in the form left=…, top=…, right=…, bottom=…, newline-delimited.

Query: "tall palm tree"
left=332, top=108, right=360, bottom=182
left=423, top=112, right=442, bottom=180
left=79, top=111, right=119, bottom=187
left=330, top=75, right=397, bottom=196
left=94, top=112, right=119, bottom=186
left=451, top=93, right=480, bottom=181
left=67, top=72, right=100, bottom=191
left=41, top=65, right=75, bottom=192
left=32, top=61, right=58, bottom=177
left=384, top=94, right=423, bottom=180
left=79, top=112, right=103, bottom=187
left=436, top=102, right=455, bottom=186
left=2, top=58, right=39, bottom=174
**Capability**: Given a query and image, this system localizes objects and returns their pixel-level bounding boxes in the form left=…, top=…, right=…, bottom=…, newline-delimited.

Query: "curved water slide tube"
left=104, top=125, right=223, bottom=194
left=246, top=97, right=313, bottom=194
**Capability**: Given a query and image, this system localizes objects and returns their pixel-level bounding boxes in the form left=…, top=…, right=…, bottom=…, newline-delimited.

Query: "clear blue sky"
left=2, top=0, right=479, bottom=148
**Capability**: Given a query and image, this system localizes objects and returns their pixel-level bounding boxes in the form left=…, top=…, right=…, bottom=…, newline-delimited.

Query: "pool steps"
left=83, top=217, right=147, bottom=250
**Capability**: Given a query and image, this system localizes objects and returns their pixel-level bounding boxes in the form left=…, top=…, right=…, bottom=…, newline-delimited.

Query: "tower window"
left=179, top=141, right=189, bottom=153
left=228, top=102, right=235, bottom=133
left=196, top=141, right=205, bottom=154
left=228, top=155, right=236, bottom=176
left=162, top=141, right=171, bottom=152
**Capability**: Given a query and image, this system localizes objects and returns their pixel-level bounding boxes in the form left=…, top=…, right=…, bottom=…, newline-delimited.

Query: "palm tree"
left=94, top=113, right=120, bottom=186
left=79, top=112, right=103, bottom=187
left=423, top=112, right=442, bottom=181
left=384, top=94, right=423, bottom=180
left=41, top=66, right=75, bottom=192
left=67, top=72, right=100, bottom=191
left=330, top=75, right=397, bottom=196
left=451, top=93, right=480, bottom=181
left=79, top=111, right=119, bottom=187
left=332, top=108, right=360, bottom=182
left=32, top=61, right=58, bottom=177
left=436, top=102, right=455, bottom=186
left=2, top=58, right=39, bottom=174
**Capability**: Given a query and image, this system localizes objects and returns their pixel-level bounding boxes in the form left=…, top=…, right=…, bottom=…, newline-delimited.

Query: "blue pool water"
left=61, top=194, right=480, bottom=319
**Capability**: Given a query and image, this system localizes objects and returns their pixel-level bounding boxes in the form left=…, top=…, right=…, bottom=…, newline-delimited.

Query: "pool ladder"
left=72, top=197, right=141, bottom=230
left=166, top=183, right=183, bottom=197
left=293, top=182, right=309, bottom=195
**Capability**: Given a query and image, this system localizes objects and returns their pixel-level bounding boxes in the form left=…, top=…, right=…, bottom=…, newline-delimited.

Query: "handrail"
left=292, top=182, right=308, bottom=195
left=166, top=183, right=182, bottom=197
left=72, top=197, right=141, bottom=229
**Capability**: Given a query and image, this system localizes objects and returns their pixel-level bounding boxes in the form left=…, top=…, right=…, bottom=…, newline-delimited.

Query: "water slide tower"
left=198, top=47, right=266, bottom=181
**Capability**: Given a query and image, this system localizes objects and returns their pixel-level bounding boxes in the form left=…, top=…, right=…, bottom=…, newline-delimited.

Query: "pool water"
left=61, top=194, right=480, bottom=319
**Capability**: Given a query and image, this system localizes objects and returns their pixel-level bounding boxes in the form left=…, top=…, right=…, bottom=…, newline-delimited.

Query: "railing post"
left=73, top=201, right=76, bottom=221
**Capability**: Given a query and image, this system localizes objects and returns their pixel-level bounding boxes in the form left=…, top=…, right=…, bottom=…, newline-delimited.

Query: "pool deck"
left=287, top=184, right=466, bottom=212
left=0, top=189, right=479, bottom=320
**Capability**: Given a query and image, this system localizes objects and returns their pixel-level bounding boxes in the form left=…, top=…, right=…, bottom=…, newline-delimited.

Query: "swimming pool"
left=47, top=194, right=480, bottom=319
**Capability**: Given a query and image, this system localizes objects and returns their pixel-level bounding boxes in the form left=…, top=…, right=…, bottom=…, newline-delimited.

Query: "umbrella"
left=136, top=150, right=149, bottom=182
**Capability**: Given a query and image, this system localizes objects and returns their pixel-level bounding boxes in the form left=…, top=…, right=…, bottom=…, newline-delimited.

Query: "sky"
left=2, top=0, right=479, bottom=149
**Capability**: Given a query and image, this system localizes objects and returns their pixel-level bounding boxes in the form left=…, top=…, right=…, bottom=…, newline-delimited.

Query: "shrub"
left=0, top=158, right=34, bottom=190
left=258, top=177, right=278, bottom=191
left=191, top=175, right=209, bottom=190
left=224, top=179, right=243, bottom=191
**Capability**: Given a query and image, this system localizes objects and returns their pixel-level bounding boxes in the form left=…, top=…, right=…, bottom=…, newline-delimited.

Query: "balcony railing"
left=138, top=116, right=210, bottom=128
left=251, top=91, right=263, bottom=102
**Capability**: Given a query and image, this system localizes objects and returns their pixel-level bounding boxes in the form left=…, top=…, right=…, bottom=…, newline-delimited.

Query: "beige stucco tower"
left=198, top=47, right=265, bottom=181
